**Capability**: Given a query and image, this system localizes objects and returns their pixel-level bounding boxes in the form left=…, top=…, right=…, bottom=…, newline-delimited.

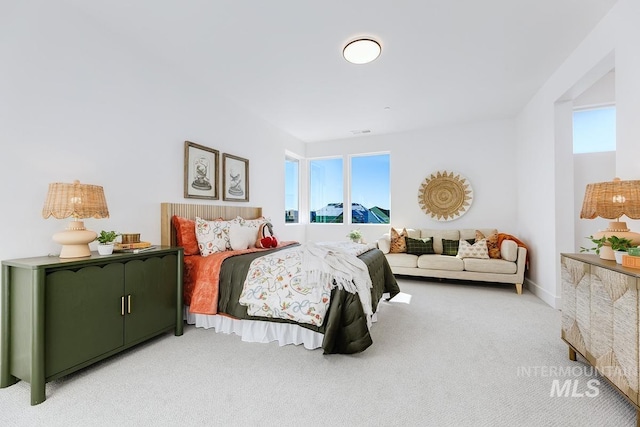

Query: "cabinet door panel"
left=124, top=255, right=177, bottom=344
left=590, top=266, right=638, bottom=404
left=45, top=263, right=124, bottom=377
left=560, top=257, right=590, bottom=356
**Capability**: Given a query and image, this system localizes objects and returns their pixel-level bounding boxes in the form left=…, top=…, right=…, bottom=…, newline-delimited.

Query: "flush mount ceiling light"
left=343, top=38, right=381, bottom=64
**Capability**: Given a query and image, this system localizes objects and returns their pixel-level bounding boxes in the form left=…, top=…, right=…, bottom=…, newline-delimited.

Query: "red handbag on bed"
left=256, top=222, right=278, bottom=248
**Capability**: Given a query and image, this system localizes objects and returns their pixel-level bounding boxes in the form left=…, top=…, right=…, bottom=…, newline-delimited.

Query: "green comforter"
left=216, top=246, right=400, bottom=354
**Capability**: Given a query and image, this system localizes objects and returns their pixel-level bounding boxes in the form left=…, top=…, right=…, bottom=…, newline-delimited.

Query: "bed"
left=160, top=202, right=400, bottom=354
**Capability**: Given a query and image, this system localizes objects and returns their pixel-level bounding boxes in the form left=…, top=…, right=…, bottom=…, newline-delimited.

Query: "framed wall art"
left=222, top=153, right=249, bottom=202
left=184, top=141, right=219, bottom=200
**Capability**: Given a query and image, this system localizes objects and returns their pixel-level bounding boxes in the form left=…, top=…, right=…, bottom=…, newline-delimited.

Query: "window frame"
left=305, top=151, right=390, bottom=226
left=284, top=152, right=302, bottom=224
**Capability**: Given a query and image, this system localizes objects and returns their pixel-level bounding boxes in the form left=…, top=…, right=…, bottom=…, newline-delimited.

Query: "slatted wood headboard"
left=160, top=203, right=263, bottom=247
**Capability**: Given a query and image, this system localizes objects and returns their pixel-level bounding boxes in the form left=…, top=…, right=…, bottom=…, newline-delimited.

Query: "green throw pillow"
left=441, top=239, right=460, bottom=256
left=406, top=237, right=435, bottom=255
left=441, top=239, right=475, bottom=256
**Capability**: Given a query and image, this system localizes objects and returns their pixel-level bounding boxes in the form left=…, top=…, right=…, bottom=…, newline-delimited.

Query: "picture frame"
left=222, top=153, right=249, bottom=202
left=184, top=141, right=219, bottom=200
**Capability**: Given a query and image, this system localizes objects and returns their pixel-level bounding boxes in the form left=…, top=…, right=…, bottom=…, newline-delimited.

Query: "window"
left=309, top=157, right=343, bottom=223
left=285, top=156, right=299, bottom=223
left=573, top=106, right=616, bottom=153
left=306, top=153, right=391, bottom=224
left=350, top=154, right=390, bottom=224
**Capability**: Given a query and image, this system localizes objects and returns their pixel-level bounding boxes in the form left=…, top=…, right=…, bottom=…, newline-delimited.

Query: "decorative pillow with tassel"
left=255, top=222, right=278, bottom=249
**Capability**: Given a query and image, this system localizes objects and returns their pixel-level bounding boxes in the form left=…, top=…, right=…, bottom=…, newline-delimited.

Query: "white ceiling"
left=64, top=0, right=618, bottom=143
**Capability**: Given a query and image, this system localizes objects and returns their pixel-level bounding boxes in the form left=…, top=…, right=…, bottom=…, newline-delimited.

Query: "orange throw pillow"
left=476, top=230, right=501, bottom=259
left=389, top=228, right=408, bottom=253
left=172, top=215, right=199, bottom=256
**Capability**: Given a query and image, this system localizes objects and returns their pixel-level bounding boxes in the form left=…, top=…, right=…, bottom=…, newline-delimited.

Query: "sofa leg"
left=515, top=283, right=523, bottom=295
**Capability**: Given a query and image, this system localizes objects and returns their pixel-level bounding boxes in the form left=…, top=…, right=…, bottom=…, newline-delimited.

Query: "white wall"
left=304, top=119, right=518, bottom=245
left=0, top=1, right=306, bottom=273
left=516, top=0, right=640, bottom=307
left=573, top=70, right=615, bottom=107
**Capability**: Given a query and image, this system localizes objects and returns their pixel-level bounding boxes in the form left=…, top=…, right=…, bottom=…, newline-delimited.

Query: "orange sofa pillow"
left=389, top=228, right=408, bottom=253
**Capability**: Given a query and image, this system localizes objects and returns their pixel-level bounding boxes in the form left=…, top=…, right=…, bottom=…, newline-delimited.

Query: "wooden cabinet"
left=0, top=247, right=183, bottom=405
left=561, top=253, right=640, bottom=417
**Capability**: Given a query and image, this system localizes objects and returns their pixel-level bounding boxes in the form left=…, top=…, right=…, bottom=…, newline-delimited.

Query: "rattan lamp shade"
left=580, top=178, right=640, bottom=260
left=42, top=180, right=109, bottom=258
left=580, top=178, right=640, bottom=221
left=42, top=181, right=109, bottom=219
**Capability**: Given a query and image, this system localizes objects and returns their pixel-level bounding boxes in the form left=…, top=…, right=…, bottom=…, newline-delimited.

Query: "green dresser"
left=0, top=246, right=183, bottom=405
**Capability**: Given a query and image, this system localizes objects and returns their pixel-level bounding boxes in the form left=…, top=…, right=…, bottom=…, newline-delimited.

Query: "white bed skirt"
left=183, top=306, right=380, bottom=351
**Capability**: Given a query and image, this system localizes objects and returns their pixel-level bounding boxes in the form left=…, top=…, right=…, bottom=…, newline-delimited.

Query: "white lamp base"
left=598, top=246, right=616, bottom=261
left=53, top=221, right=97, bottom=258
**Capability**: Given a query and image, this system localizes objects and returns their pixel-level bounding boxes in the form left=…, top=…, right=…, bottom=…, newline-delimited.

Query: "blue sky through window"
left=351, top=154, right=390, bottom=210
left=285, top=158, right=298, bottom=212
left=573, top=106, right=616, bottom=153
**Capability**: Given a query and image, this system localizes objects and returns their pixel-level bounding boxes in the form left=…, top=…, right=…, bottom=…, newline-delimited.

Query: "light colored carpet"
left=0, top=278, right=636, bottom=426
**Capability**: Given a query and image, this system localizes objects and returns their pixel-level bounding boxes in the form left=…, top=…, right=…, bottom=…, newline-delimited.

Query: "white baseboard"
left=525, top=278, right=560, bottom=309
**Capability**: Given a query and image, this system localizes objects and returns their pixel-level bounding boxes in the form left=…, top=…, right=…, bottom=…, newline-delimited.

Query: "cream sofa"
left=377, top=228, right=527, bottom=294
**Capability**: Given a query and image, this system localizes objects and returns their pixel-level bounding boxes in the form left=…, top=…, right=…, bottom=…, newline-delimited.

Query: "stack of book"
left=113, top=241, right=155, bottom=253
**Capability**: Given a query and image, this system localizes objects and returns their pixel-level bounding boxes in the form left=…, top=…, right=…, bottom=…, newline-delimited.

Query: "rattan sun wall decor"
left=418, top=170, right=473, bottom=221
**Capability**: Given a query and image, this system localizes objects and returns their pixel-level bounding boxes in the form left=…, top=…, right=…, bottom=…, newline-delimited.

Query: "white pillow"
left=235, top=216, right=269, bottom=228
left=456, top=239, right=489, bottom=259
left=500, top=240, right=518, bottom=262
left=377, top=233, right=391, bottom=254
left=195, top=216, right=236, bottom=256
left=229, top=223, right=259, bottom=250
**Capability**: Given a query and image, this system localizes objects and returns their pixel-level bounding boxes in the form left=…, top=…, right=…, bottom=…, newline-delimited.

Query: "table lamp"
left=42, top=180, right=110, bottom=258
left=580, top=177, right=640, bottom=260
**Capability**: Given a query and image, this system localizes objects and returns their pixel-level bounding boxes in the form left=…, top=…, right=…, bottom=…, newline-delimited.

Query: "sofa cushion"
left=385, top=253, right=419, bottom=268
left=406, top=237, right=435, bottom=255
left=500, top=240, right=518, bottom=262
left=475, top=230, right=501, bottom=258
left=377, top=233, right=391, bottom=254
left=420, top=229, right=459, bottom=254
left=457, top=239, right=489, bottom=259
left=441, top=238, right=475, bottom=256
left=389, top=228, right=408, bottom=253
left=463, top=258, right=517, bottom=274
left=441, top=239, right=460, bottom=256
left=417, top=254, right=464, bottom=271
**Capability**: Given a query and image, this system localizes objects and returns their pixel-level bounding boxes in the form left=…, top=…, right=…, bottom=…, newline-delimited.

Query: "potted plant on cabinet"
left=95, top=230, right=119, bottom=255
left=580, top=235, right=634, bottom=263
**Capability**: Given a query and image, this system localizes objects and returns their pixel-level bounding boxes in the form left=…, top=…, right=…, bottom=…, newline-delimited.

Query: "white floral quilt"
left=238, top=242, right=375, bottom=327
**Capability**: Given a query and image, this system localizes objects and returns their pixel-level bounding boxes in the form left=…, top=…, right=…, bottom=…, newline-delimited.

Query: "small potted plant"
left=609, top=236, right=634, bottom=263
left=95, top=230, right=119, bottom=255
left=580, top=235, right=634, bottom=263
left=347, top=229, right=362, bottom=243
